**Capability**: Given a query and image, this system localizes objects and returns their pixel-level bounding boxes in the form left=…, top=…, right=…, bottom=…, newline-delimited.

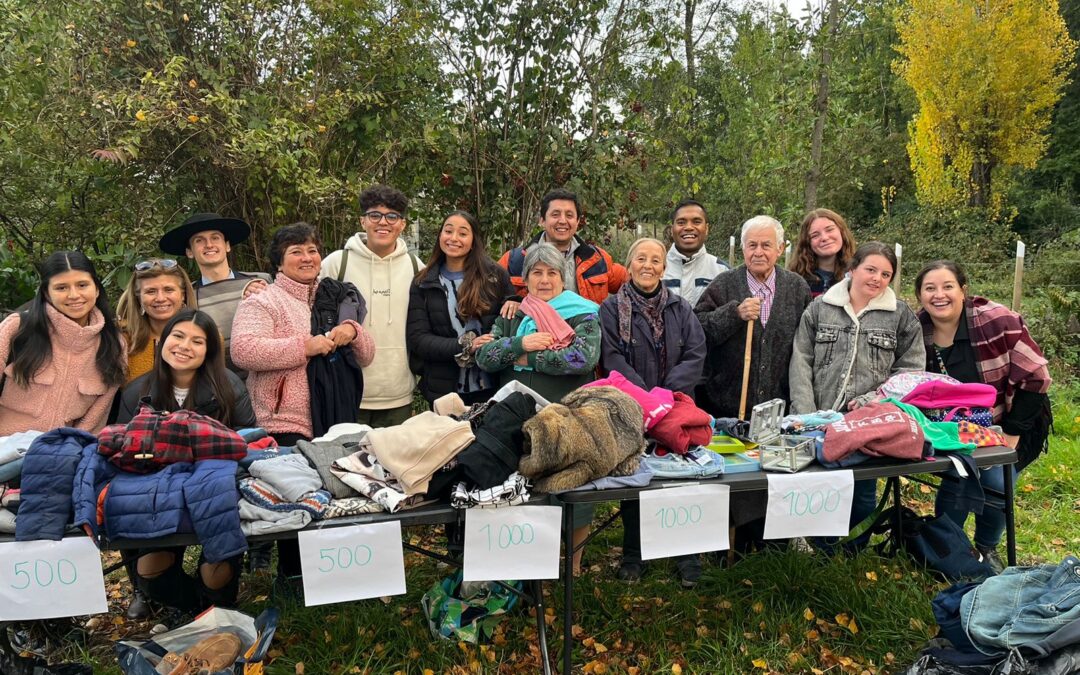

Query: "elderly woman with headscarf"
left=476, top=242, right=601, bottom=574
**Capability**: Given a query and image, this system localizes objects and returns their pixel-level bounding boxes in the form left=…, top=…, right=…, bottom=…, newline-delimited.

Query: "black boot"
left=126, top=585, right=151, bottom=620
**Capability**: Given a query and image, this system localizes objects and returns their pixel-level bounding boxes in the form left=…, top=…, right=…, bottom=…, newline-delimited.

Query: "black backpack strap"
left=336, top=245, right=350, bottom=282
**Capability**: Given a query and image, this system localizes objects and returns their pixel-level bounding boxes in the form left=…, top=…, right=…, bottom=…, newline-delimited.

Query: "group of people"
left=0, top=186, right=1052, bottom=611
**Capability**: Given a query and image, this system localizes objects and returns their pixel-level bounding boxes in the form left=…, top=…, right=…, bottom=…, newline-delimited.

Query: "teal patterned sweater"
left=476, top=311, right=601, bottom=376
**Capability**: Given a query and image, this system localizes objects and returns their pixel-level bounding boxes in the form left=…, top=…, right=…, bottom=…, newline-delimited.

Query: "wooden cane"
left=738, top=320, right=754, bottom=420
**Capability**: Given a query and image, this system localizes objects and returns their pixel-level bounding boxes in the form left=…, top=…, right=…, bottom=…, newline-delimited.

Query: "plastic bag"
left=421, top=571, right=522, bottom=644
left=115, top=606, right=278, bottom=675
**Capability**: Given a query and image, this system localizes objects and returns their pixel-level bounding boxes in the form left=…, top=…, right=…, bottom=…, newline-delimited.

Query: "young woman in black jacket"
left=117, top=309, right=255, bottom=620
left=407, top=211, right=514, bottom=406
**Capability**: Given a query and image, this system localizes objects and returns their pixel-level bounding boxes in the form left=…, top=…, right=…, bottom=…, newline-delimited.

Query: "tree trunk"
left=684, top=0, right=697, bottom=130
left=804, top=0, right=839, bottom=212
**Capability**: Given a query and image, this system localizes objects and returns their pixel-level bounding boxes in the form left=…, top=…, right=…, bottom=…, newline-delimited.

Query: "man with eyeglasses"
left=499, top=188, right=627, bottom=306
left=322, top=184, right=422, bottom=428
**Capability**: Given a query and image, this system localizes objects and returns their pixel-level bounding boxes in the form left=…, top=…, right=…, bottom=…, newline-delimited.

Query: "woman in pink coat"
left=231, top=222, right=375, bottom=446
left=0, top=251, right=126, bottom=436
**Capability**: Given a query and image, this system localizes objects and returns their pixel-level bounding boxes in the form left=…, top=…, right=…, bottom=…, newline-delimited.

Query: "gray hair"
left=625, top=237, right=667, bottom=269
left=523, top=242, right=572, bottom=288
left=740, top=215, right=785, bottom=249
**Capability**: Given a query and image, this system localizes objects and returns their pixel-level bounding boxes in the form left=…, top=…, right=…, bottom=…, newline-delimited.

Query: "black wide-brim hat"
left=159, top=212, right=251, bottom=255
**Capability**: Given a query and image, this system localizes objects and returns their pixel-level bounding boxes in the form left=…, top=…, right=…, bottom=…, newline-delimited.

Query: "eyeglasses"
left=134, top=258, right=179, bottom=272
left=363, top=211, right=403, bottom=225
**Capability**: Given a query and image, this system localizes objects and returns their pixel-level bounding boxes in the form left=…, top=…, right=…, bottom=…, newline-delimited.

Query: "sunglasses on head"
left=134, top=258, right=179, bottom=272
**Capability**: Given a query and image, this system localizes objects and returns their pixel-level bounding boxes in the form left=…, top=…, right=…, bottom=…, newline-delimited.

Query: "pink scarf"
left=519, top=294, right=576, bottom=348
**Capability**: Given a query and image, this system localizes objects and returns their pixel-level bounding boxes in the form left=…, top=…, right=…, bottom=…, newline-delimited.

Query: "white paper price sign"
left=298, top=521, right=406, bottom=607
left=463, top=505, right=561, bottom=581
left=764, top=470, right=854, bottom=539
left=0, top=538, right=108, bottom=621
left=639, top=484, right=730, bottom=560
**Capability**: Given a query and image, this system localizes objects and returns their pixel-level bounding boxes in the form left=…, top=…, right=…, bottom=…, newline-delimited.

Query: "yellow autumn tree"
left=894, top=0, right=1076, bottom=208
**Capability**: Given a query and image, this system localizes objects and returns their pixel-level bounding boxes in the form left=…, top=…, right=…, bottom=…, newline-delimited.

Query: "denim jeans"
left=936, top=464, right=1014, bottom=549
left=962, top=556, right=1080, bottom=655
left=640, top=450, right=724, bottom=479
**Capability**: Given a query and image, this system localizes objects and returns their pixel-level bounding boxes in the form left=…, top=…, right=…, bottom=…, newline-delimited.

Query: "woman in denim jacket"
left=788, top=241, right=925, bottom=545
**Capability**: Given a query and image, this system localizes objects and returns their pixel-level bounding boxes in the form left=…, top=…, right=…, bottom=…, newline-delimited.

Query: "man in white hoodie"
left=663, top=199, right=729, bottom=308
left=322, top=185, right=421, bottom=427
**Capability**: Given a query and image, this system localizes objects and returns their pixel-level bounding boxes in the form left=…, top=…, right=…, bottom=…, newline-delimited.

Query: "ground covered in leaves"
left=33, top=386, right=1080, bottom=674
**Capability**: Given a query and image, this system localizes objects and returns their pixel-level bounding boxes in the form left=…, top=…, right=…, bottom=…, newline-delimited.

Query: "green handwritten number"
left=654, top=506, right=704, bottom=529
left=825, top=489, right=841, bottom=512
left=11, top=561, right=30, bottom=590
left=480, top=524, right=492, bottom=551
left=785, top=489, right=843, bottom=516
left=34, top=559, right=54, bottom=587
left=57, top=559, right=77, bottom=585
left=318, top=548, right=335, bottom=573
left=10, top=559, right=76, bottom=589
left=318, top=545, right=373, bottom=572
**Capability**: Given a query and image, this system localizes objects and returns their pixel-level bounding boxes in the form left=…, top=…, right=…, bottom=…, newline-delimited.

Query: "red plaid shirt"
left=98, top=405, right=247, bottom=473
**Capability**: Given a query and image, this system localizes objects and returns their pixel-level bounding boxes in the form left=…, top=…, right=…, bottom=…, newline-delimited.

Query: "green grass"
left=44, top=383, right=1080, bottom=674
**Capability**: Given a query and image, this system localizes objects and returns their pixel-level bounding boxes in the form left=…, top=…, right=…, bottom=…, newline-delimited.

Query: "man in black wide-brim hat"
left=160, top=212, right=268, bottom=289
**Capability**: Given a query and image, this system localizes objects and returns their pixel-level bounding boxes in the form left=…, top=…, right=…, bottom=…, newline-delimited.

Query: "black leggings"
left=134, top=547, right=242, bottom=612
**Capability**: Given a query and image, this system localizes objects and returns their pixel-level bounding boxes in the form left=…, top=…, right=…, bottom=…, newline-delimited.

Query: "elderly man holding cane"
left=695, top=215, right=811, bottom=554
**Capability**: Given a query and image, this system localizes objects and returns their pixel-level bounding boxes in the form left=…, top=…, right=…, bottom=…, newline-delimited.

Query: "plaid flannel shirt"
left=98, top=404, right=247, bottom=473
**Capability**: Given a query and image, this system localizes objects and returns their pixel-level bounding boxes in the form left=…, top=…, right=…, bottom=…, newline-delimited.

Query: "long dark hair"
left=788, top=208, right=857, bottom=282
left=416, top=211, right=501, bottom=319
left=147, top=309, right=237, bottom=427
left=10, top=251, right=125, bottom=388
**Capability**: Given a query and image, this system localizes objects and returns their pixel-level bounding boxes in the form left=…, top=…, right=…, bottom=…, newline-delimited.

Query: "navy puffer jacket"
left=17, top=428, right=246, bottom=562
left=15, top=427, right=97, bottom=541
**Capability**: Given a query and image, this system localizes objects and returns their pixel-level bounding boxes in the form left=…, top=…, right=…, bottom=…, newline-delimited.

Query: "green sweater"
left=476, top=310, right=601, bottom=402
left=884, top=398, right=975, bottom=454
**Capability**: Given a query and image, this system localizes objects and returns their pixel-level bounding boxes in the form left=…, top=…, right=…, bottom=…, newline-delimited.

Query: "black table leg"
left=1004, top=464, right=1017, bottom=566
left=561, top=505, right=574, bottom=675
left=531, top=580, right=552, bottom=675
left=891, top=477, right=903, bottom=542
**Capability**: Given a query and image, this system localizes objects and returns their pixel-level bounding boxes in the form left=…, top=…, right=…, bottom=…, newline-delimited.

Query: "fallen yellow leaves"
left=752, top=657, right=768, bottom=669
left=804, top=608, right=815, bottom=621
left=835, top=613, right=859, bottom=634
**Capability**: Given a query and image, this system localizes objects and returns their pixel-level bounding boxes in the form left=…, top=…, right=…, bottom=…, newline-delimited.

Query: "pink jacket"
left=0, top=305, right=126, bottom=436
left=231, top=273, right=375, bottom=438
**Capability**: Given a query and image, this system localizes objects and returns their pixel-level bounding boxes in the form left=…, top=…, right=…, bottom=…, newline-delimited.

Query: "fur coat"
left=520, top=385, right=644, bottom=492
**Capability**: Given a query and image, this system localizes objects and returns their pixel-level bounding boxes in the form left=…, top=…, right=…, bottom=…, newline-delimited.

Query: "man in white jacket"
left=322, top=184, right=421, bottom=427
left=663, top=199, right=729, bottom=308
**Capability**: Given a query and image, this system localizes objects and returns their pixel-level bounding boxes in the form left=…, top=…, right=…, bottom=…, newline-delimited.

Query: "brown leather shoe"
left=184, top=633, right=243, bottom=672
left=154, top=652, right=193, bottom=675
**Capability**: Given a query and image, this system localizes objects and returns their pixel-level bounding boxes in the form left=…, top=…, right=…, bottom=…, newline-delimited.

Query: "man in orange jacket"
left=498, top=188, right=627, bottom=305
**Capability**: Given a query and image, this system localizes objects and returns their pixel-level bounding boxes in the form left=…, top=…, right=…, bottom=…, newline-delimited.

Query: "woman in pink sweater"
left=0, top=251, right=127, bottom=436
left=231, top=222, right=375, bottom=445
